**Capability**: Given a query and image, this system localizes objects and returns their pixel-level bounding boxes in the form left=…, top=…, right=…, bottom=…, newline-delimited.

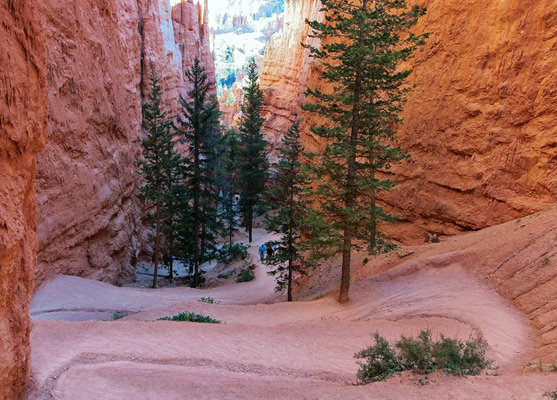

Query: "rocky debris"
left=0, top=0, right=47, bottom=398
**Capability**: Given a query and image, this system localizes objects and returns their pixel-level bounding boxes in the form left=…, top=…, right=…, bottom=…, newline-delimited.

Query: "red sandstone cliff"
left=260, top=0, right=322, bottom=151
left=0, top=1, right=47, bottom=398
left=35, top=0, right=215, bottom=286
left=386, top=0, right=557, bottom=240
left=260, top=0, right=557, bottom=240
left=172, top=0, right=216, bottom=94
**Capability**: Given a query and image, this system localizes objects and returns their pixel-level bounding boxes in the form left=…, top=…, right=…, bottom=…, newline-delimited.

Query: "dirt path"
left=30, top=229, right=283, bottom=321
left=27, top=228, right=557, bottom=399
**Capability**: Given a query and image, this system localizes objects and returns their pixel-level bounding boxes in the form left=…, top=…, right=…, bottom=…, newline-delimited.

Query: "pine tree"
left=138, top=67, right=181, bottom=288
left=264, top=120, right=312, bottom=301
left=237, top=60, right=269, bottom=243
left=220, top=128, right=240, bottom=245
left=303, top=0, right=427, bottom=303
left=176, top=57, right=222, bottom=288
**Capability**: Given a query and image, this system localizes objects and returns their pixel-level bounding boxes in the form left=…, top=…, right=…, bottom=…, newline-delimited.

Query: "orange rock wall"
left=35, top=0, right=215, bottom=286
left=260, top=0, right=557, bottom=241
left=0, top=1, right=47, bottom=398
left=172, top=0, right=216, bottom=95
left=260, top=0, right=323, bottom=151
left=387, top=0, right=557, bottom=240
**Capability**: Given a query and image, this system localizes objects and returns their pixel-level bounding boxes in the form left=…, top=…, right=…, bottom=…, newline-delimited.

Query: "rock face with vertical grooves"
left=172, top=0, right=216, bottom=95
left=0, top=1, right=47, bottom=398
left=35, top=0, right=216, bottom=286
left=260, top=0, right=557, bottom=241
left=260, top=0, right=322, bottom=151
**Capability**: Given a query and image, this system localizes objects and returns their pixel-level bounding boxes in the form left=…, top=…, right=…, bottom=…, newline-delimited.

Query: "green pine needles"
left=237, top=60, right=269, bottom=243
left=175, top=57, right=223, bottom=288
left=138, top=66, right=182, bottom=288
left=264, top=120, right=312, bottom=301
left=303, top=0, right=428, bottom=302
left=220, top=129, right=241, bottom=245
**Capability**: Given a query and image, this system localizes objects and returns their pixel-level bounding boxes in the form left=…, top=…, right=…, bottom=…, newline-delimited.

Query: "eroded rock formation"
left=260, top=0, right=322, bottom=151
left=260, top=0, right=557, bottom=241
left=0, top=1, right=47, bottom=398
left=172, top=0, right=216, bottom=94
left=384, top=0, right=557, bottom=241
left=35, top=0, right=215, bottom=286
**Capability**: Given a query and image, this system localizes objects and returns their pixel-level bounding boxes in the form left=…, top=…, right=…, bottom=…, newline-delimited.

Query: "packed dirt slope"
left=301, top=206, right=557, bottom=364
left=35, top=0, right=215, bottom=287
left=260, top=0, right=557, bottom=241
left=0, top=1, right=47, bottom=398
left=26, top=217, right=557, bottom=399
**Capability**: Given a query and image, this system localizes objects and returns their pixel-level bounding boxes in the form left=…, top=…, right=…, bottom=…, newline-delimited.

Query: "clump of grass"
left=112, top=312, right=129, bottom=320
left=157, top=312, right=220, bottom=324
left=355, top=329, right=491, bottom=384
left=236, top=268, right=255, bottom=283
left=544, top=390, right=557, bottom=400
left=198, top=297, right=219, bottom=304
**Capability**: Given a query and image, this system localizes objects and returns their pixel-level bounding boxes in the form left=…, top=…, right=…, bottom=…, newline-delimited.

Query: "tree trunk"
left=152, top=204, right=161, bottom=289
left=193, top=201, right=200, bottom=288
left=287, top=185, right=295, bottom=302
left=200, top=220, right=206, bottom=265
left=169, top=256, right=174, bottom=280
left=247, top=203, right=253, bottom=243
left=193, top=129, right=200, bottom=288
left=339, top=229, right=352, bottom=303
left=339, top=0, right=368, bottom=303
left=370, top=184, right=376, bottom=250
left=287, top=259, right=293, bottom=302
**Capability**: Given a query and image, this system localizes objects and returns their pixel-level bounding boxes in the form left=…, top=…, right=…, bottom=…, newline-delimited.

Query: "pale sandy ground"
left=27, top=228, right=557, bottom=399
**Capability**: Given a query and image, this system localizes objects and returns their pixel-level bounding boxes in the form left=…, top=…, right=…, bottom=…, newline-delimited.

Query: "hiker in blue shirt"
left=259, top=244, right=266, bottom=260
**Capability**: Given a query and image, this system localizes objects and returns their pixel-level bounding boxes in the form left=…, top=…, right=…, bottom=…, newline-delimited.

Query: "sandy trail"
left=30, top=229, right=283, bottom=321
left=27, top=228, right=557, bottom=399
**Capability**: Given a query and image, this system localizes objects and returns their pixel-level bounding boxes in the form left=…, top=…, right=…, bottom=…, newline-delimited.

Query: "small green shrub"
left=433, top=334, right=490, bottom=375
left=236, top=268, right=255, bottom=283
left=217, top=273, right=229, bottom=279
left=157, top=312, right=220, bottom=324
left=113, top=312, right=129, bottom=320
left=544, top=390, right=557, bottom=400
left=355, top=333, right=403, bottom=383
left=355, top=330, right=491, bottom=384
left=198, top=297, right=219, bottom=304
left=397, top=330, right=434, bottom=373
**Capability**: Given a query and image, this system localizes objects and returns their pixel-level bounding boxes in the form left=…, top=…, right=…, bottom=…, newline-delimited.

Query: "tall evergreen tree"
left=303, top=0, right=427, bottom=302
left=237, top=60, right=269, bottom=243
left=176, top=57, right=222, bottom=288
left=138, top=68, right=181, bottom=288
left=264, top=120, right=312, bottom=301
left=220, top=128, right=240, bottom=245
